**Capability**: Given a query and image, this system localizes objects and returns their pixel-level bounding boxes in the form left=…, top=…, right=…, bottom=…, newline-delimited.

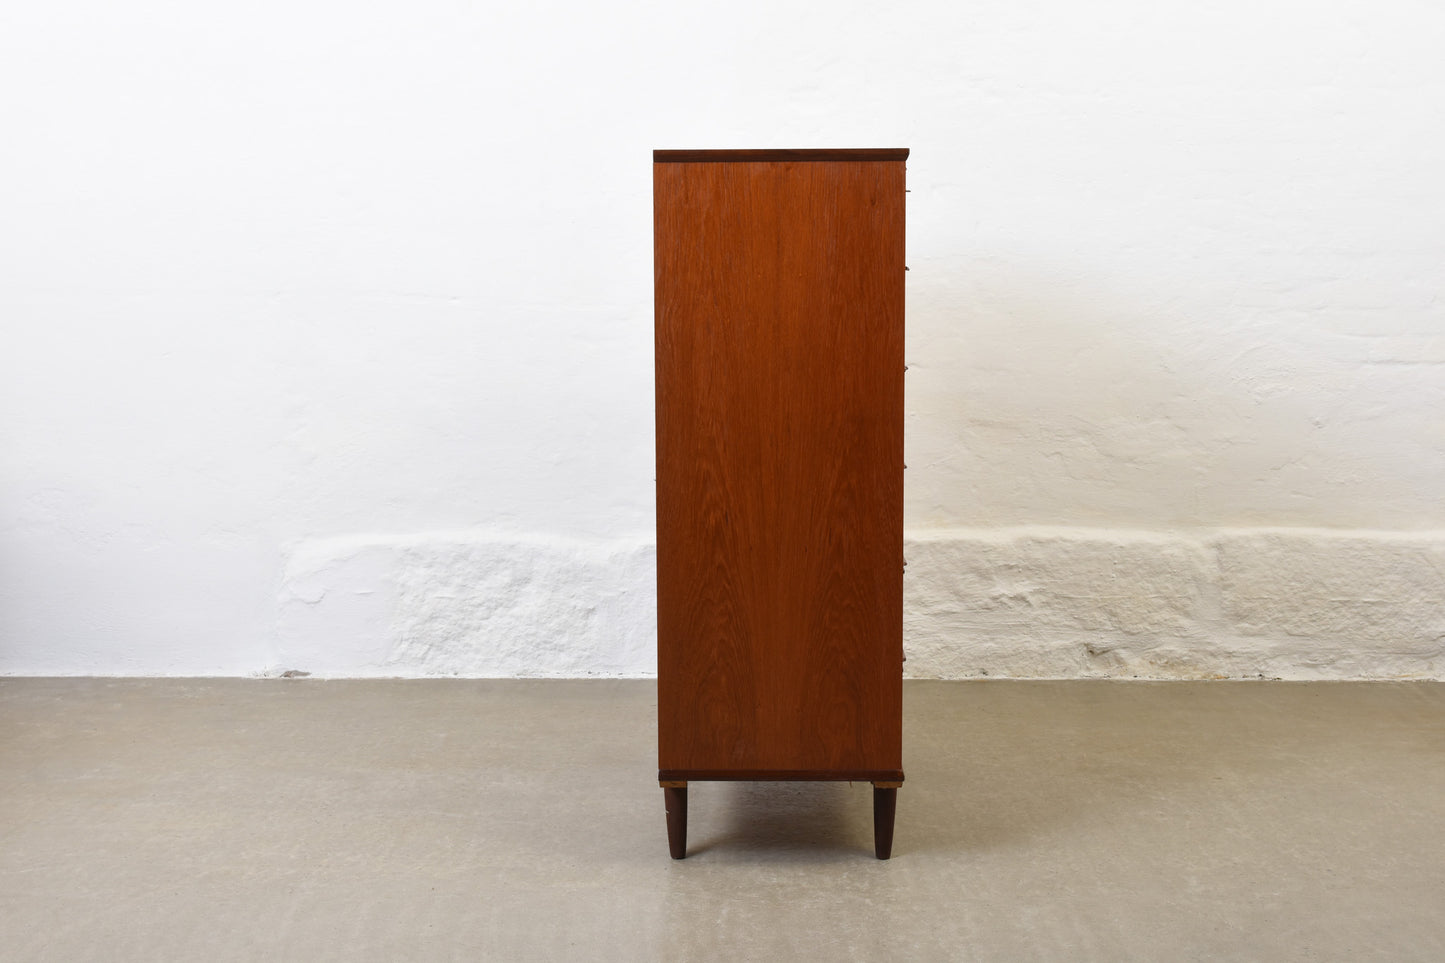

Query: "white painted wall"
left=2, top=0, right=1441, bottom=677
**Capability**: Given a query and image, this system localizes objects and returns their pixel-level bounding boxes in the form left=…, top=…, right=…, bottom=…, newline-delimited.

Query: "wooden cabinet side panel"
left=655, top=159, right=904, bottom=774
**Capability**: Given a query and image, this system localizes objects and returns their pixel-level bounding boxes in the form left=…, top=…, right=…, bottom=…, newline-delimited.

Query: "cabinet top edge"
left=654, top=148, right=909, bottom=163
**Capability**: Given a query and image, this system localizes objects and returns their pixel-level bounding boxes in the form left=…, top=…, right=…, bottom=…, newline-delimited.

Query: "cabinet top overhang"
left=653, top=148, right=909, bottom=163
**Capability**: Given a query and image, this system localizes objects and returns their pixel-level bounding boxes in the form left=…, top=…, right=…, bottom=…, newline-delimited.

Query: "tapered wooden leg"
left=663, top=784, right=688, bottom=859
left=872, top=784, right=898, bottom=860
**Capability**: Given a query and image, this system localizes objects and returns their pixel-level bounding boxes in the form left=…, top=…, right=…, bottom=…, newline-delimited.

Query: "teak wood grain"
left=654, top=156, right=905, bottom=778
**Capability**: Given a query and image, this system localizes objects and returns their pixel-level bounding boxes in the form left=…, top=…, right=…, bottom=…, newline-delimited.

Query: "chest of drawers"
left=653, top=148, right=907, bottom=859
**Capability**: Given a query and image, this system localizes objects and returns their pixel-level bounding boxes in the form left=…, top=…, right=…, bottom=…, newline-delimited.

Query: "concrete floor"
left=1, top=680, right=1443, bottom=961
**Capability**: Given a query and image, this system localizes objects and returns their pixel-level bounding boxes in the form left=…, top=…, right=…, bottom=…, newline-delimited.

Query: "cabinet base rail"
left=658, top=772, right=904, bottom=860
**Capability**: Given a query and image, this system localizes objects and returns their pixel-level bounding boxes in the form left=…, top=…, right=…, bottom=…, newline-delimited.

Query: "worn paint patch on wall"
left=904, top=528, right=1445, bottom=680
left=277, top=533, right=655, bottom=677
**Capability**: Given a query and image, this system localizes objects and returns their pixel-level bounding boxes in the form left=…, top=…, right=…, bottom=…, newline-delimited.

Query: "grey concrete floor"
left=1, top=679, right=1443, bottom=961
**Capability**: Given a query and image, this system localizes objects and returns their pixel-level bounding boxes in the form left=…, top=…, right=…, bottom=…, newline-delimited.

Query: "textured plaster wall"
left=2, top=0, right=1442, bottom=677
left=271, top=529, right=1443, bottom=680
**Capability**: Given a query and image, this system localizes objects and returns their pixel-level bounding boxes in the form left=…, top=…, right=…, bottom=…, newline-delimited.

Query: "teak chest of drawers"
left=653, top=148, right=908, bottom=859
